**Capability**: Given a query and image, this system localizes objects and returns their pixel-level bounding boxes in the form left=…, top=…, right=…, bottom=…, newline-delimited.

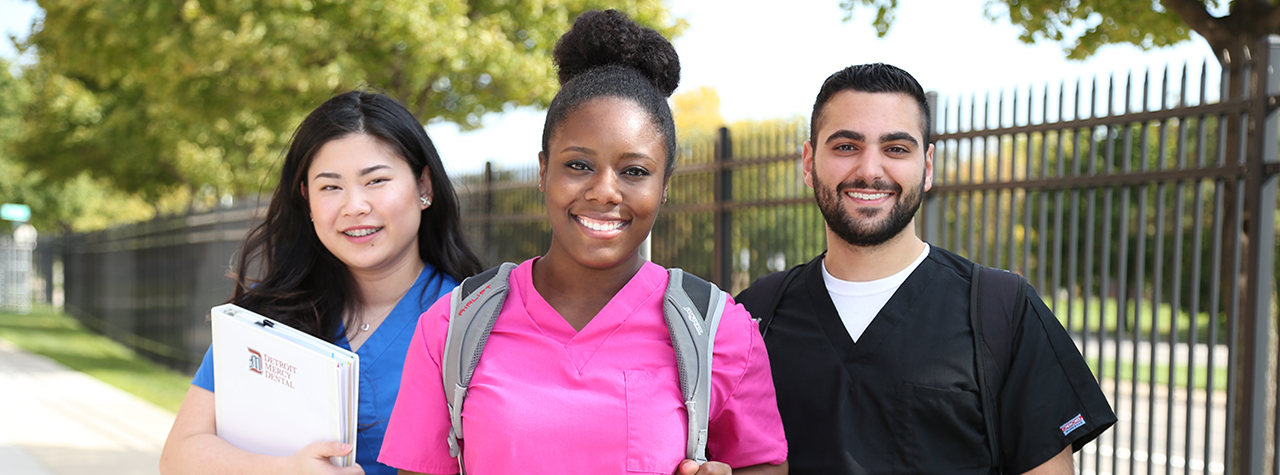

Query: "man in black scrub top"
left=737, top=63, right=1115, bottom=475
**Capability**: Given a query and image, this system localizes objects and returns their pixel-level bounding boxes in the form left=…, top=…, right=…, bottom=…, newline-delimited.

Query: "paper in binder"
left=211, top=303, right=359, bottom=466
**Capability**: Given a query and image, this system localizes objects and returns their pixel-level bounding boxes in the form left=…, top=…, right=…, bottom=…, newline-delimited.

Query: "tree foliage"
left=672, top=85, right=724, bottom=141
left=15, top=0, right=683, bottom=206
left=0, top=58, right=155, bottom=232
left=990, top=0, right=1196, bottom=60
left=843, top=1, right=1275, bottom=68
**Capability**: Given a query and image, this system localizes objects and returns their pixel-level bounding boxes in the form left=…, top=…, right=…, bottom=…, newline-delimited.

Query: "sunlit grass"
left=0, top=306, right=189, bottom=412
left=1041, top=296, right=1228, bottom=391
left=1047, top=296, right=1226, bottom=345
left=1084, top=355, right=1228, bottom=391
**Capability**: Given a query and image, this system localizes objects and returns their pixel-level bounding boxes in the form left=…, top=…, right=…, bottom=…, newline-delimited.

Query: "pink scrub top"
left=379, top=259, right=787, bottom=474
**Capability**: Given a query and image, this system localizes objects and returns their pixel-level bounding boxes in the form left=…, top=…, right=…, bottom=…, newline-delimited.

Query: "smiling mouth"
left=845, top=191, right=891, bottom=200
left=343, top=227, right=382, bottom=237
left=575, top=215, right=626, bottom=232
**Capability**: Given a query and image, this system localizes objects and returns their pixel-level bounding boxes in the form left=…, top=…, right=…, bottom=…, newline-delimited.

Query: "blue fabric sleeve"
left=191, top=345, right=215, bottom=391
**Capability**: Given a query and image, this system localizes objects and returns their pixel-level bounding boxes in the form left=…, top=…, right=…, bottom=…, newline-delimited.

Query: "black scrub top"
left=738, top=246, right=1115, bottom=475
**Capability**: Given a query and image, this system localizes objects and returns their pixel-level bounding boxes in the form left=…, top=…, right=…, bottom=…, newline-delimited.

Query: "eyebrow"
left=359, top=164, right=391, bottom=176
left=312, top=164, right=392, bottom=181
left=558, top=146, right=654, bottom=162
left=560, top=146, right=596, bottom=156
left=881, top=132, right=920, bottom=147
left=823, top=129, right=920, bottom=147
left=823, top=130, right=864, bottom=145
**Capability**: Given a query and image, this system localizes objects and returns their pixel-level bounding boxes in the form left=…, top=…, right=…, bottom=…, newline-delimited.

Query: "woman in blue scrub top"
left=160, top=91, right=483, bottom=475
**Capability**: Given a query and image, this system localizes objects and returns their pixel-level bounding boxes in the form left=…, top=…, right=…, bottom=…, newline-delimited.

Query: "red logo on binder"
left=248, top=348, right=263, bottom=374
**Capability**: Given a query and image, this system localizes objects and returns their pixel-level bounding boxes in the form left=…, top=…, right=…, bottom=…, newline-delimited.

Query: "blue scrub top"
left=192, top=265, right=457, bottom=475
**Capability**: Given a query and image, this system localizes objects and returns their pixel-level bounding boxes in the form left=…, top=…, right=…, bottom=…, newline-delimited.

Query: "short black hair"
left=541, top=9, right=681, bottom=179
left=810, top=63, right=931, bottom=146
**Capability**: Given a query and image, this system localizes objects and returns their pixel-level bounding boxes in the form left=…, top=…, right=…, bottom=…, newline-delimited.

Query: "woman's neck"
left=533, top=248, right=644, bottom=332
left=350, top=257, right=426, bottom=310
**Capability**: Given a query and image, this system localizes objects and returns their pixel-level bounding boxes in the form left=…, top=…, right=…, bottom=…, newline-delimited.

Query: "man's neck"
left=823, top=224, right=927, bottom=282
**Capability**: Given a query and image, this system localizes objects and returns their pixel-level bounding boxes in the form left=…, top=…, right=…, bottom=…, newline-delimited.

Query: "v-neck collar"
left=517, top=259, right=667, bottom=372
left=807, top=250, right=941, bottom=367
left=334, top=267, right=432, bottom=364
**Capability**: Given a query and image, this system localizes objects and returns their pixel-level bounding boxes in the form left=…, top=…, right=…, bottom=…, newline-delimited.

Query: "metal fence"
left=0, top=225, right=37, bottom=314
left=455, top=43, right=1279, bottom=475
left=919, top=37, right=1279, bottom=474
left=50, top=40, right=1280, bottom=474
left=54, top=201, right=264, bottom=371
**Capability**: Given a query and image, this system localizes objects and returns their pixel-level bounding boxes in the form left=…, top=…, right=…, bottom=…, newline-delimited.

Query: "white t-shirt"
left=821, top=244, right=930, bottom=342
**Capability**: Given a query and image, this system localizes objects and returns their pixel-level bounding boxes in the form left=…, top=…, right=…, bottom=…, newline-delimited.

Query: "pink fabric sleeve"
left=377, top=296, right=460, bottom=474
left=705, top=296, right=789, bottom=467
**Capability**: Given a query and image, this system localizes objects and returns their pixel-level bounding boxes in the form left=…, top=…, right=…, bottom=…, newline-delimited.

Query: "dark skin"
left=400, top=96, right=788, bottom=475
left=532, top=257, right=638, bottom=331
left=533, top=96, right=668, bottom=332
left=540, top=96, right=787, bottom=475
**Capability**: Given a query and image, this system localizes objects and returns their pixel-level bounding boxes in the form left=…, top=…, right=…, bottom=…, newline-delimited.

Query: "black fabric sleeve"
left=998, top=284, right=1117, bottom=473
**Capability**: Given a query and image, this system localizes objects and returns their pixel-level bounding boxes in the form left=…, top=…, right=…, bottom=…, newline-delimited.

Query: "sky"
left=0, top=0, right=1218, bottom=175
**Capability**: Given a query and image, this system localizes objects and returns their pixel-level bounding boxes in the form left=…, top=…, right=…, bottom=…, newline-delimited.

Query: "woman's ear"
left=537, top=151, right=548, bottom=192
left=418, top=170, right=433, bottom=204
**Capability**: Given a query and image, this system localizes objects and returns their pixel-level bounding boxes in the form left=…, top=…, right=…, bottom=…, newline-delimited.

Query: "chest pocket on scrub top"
left=892, top=382, right=989, bottom=472
left=624, top=366, right=687, bottom=474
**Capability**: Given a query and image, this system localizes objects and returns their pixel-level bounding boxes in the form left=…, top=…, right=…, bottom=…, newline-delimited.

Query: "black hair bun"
left=553, top=9, right=680, bottom=97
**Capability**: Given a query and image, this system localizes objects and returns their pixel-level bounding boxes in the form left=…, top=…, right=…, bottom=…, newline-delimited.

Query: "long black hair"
left=541, top=9, right=681, bottom=179
left=230, top=91, right=483, bottom=341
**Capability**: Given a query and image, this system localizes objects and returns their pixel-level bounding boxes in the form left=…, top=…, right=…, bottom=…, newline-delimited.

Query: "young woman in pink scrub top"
left=379, top=10, right=788, bottom=475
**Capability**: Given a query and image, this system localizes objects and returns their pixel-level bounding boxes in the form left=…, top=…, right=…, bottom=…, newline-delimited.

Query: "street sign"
left=1, top=203, right=31, bottom=222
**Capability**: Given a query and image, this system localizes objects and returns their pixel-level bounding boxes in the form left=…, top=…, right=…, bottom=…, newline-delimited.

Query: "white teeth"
left=577, top=216, right=624, bottom=232
left=846, top=191, right=890, bottom=200
left=344, top=227, right=381, bottom=237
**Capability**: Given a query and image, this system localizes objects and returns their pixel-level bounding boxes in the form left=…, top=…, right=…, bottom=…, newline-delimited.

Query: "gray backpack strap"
left=663, top=268, right=728, bottom=464
left=443, top=262, right=517, bottom=474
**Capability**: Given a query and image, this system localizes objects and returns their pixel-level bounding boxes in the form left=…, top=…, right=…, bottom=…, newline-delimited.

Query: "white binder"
left=211, top=303, right=359, bottom=466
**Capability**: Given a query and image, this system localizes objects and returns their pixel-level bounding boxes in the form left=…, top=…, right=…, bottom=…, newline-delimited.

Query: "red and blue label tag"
left=1059, top=414, right=1086, bottom=436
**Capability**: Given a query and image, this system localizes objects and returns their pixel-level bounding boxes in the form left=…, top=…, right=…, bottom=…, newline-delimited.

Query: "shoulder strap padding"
left=969, top=263, right=1028, bottom=472
left=663, top=268, right=728, bottom=464
left=460, top=264, right=505, bottom=297
left=736, top=264, right=804, bottom=338
left=974, top=265, right=1027, bottom=383
left=443, top=262, right=517, bottom=471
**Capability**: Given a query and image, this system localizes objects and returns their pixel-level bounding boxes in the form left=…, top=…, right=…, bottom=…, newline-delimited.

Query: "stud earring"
left=420, top=196, right=431, bottom=207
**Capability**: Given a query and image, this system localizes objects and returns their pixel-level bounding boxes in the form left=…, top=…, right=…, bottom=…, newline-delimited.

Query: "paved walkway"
left=0, top=338, right=176, bottom=475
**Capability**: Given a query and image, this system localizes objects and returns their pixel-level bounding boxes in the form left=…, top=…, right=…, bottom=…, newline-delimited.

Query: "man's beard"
left=812, top=173, right=924, bottom=248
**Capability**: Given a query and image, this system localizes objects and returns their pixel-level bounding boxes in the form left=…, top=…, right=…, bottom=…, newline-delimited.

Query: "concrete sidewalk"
left=0, top=338, right=176, bottom=475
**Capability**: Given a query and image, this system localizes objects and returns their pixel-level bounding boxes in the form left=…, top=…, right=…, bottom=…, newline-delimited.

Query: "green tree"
left=15, top=0, right=683, bottom=207
left=672, top=86, right=724, bottom=142
left=0, top=58, right=154, bottom=232
left=842, top=1, right=1265, bottom=73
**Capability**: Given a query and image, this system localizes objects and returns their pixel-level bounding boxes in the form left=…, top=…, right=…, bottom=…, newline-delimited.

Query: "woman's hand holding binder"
left=286, top=441, right=364, bottom=475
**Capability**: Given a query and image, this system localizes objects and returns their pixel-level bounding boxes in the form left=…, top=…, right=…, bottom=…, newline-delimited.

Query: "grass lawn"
left=1048, top=296, right=1227, bottom=346
left=1045, top=297, right=1230, bottom=391
left=1084, top=355, right=1228, bottom=392
left=0, top=306, right=191, bottom=412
